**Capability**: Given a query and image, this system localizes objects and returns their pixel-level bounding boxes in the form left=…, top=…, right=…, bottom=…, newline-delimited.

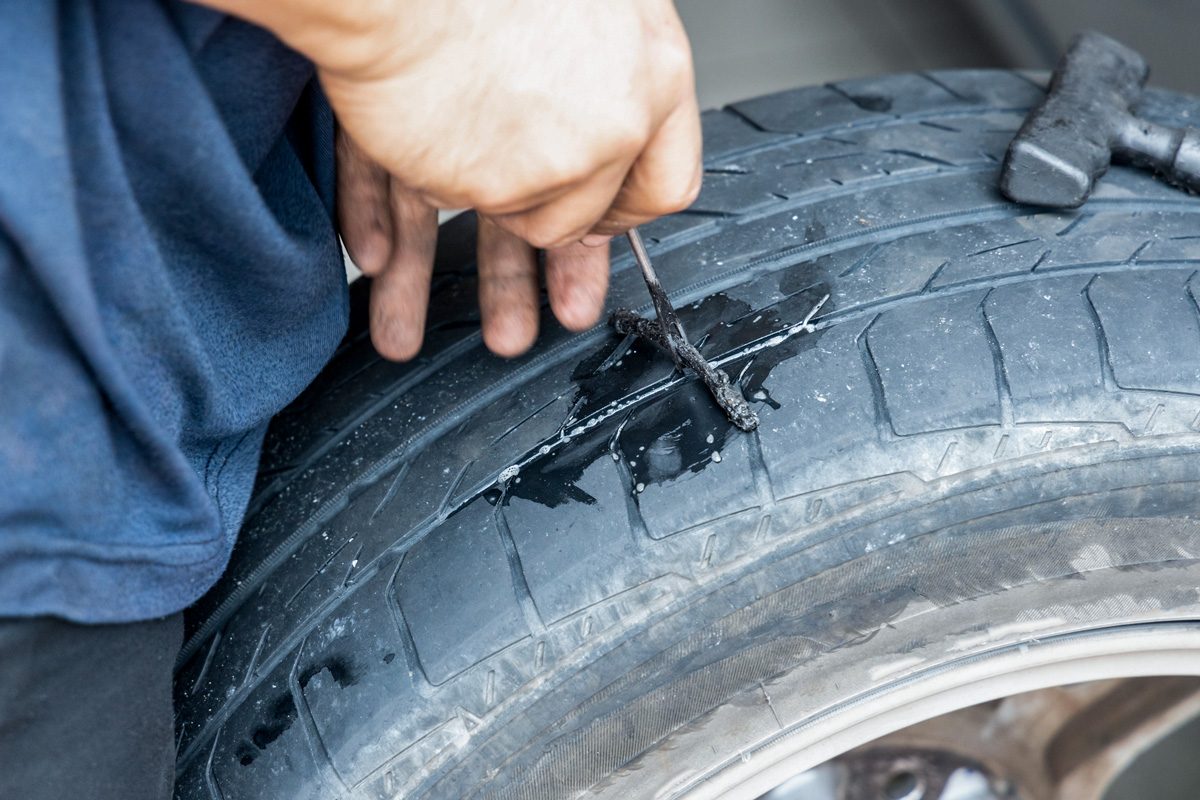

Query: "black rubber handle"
left=1114, top=116, right=1200, bottom=194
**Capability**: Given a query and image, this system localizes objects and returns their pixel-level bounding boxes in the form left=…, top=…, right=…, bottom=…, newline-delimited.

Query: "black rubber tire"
left=174, top=70, right=1200, bottom=800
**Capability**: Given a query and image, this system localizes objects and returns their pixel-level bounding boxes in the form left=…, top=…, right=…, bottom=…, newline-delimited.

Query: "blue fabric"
left=0, top=2, right=347, bottom=623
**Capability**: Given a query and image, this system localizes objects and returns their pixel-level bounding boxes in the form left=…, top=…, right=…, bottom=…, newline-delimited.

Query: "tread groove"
left=719, top=103, right=775, bottom=134
left=204, top=740, right=226, bottom=800
left=1057, top=213, right=1093, bottom=237
left=611, top=414, right=654, bottom=541
left=383, top=558, right=435, bottom=695
left=1186, top=271, right=1200, bottom=330
left=920, top=71, right=971, bottom=102
left=747, top=428, right=777, bottom=507
left=243, top=624, right=271, bottom=686
left=247, top=335, right=482, bottom=522
left=838, top=242, right=887, bottom=278
left=287, top=644, right=349, bottom=793
left=1082, top=275, right=1121, bottom=392
left=495, top=503, right=547, bottom=634
left=980, top=290, right=1016, bottom=428
left=825, top=82, right=900, bottom=117
left=285, top=539, right=351, bottom=608
left=191, top=627, right=222, bottom=693
left=859, top=315, right=898, bottom=440
left=369, top=461, right=411, bottom=523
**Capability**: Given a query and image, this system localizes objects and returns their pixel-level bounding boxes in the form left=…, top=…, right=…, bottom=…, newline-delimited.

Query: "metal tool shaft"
left=617, top=229, right=759, bottom=432
left=627, top=229, right=689, bottom=370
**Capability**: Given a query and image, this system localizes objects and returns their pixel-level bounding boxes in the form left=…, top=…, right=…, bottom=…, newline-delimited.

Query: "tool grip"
left=1114, top=118, right=1200, bottom=194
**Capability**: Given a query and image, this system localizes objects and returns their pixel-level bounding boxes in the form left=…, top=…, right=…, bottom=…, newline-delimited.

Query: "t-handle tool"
left=611, top=228, right=759, bottom=432
left=1002, top=30, right=1200, bottom=208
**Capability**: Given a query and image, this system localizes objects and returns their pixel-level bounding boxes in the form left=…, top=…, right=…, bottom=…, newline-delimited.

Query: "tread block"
left=617, top=383, right=758, bottom=539
left=727, top=69, right=1039, bottom=137
left=176, top=613, right=279, bottom=754
left=700, top=108, right=791, bottom=162
left=985, top=275, right=1104, bottom=421
left=503, top=431, right=656, bottom=623
left=728, top=84, right=880, bottom=134
left=1089, top=271, right=1200, bottom=394
left=930, top=236, right=1048, bottom=289
left=923, top=69, right=1044, bottom=109
left=692, top=138, right=861, bottom=214
left=646, top=171, right=1004, bottom=299
left=868, top=292, right=1001, bottom=435
left=394, top=501, right=530, bottom=685
left=834, top=71, right=1031, bottom=116
left=817, top=240, right=946, bottom=308
left=210, top=653, right=331, bottom=800
left=453, top=375, right=578, bottom=505
left=300, top=573, right=446, bottom=786
left=755, top=323, right=882, bottom=500
left=171, top=754, right=212, bottom=800
left=903, top=111, right=1034, bottom=160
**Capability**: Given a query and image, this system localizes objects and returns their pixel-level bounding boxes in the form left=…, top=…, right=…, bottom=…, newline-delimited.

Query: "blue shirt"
left=0, top=2, right=347, bottom=622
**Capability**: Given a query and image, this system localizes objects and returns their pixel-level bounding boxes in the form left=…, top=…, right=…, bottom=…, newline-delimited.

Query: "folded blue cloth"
left=0, top=1, right=347, bottom=622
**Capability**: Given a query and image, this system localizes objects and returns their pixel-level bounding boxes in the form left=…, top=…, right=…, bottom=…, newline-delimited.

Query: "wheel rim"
left=675, top=621, right=1200, bottom=799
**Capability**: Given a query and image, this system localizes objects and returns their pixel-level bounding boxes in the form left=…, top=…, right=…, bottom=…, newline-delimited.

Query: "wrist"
left=187, top=0, right=402, bottom=77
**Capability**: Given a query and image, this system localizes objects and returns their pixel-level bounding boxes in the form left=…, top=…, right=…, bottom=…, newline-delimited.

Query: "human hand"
left=336, top=134, right=619, bottom=361
left=197, top=0, right=702, bottom=360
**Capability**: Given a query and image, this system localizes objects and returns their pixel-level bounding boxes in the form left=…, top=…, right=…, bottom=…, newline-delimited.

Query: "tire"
left=174, top=70, right=1200, bottom=800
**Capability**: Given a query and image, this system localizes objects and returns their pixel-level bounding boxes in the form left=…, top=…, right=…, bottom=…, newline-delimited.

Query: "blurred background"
left=680, top=0, right=1199, bottom=109
left=676, top=2, right=1200, bottom=798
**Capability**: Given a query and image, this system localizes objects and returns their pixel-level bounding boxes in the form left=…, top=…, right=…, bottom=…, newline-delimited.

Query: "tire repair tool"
left=1002, top=30, right=1200, bottom=208
left=610, top=228, right=759, bottom=432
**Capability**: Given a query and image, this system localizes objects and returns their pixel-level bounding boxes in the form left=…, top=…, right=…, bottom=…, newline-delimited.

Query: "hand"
left=337, top=134, right=615, bottom=360
left=194, top=0, right=703, bottom=359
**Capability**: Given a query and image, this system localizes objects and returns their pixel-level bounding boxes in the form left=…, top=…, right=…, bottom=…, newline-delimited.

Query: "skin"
left=192, top=0, right=703, bottom=360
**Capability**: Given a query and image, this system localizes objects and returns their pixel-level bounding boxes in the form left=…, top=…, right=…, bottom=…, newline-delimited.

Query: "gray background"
left=679, top=0, right=1200, bottom=110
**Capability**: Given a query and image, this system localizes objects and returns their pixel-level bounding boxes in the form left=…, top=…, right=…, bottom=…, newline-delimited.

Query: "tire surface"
left=174, top=71, right=1200, bottom=799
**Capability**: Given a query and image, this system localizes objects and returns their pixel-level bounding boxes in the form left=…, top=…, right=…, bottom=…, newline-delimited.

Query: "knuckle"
left=548, top=150, right=601, bottom=189
left=468, top=180, right=520, bottom=212
left=679, top=166, right=704, bottom=206
left=525, top=225, right=572, bottom=250
left=650, top=167, right=702, bottom=215
left=608, top=123, right=648, bottom=160
left=656, top=33, right=694, bottom=84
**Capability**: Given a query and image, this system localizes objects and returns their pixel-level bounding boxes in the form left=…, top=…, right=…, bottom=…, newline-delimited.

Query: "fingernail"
left=581, top=234, right=612, bottom=248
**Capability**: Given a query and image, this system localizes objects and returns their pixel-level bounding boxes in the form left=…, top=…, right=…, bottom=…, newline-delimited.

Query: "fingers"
left=591, top=89, right=703, bottom=237
left=545, top=240, right=610, bottom=331
left=477, top=216, right=540, bottom=357
left=368, top=180, right=439, bottom=361
left=337, top=131, right=393, bottom=276
left=492, top=157, right=632, bottom=250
